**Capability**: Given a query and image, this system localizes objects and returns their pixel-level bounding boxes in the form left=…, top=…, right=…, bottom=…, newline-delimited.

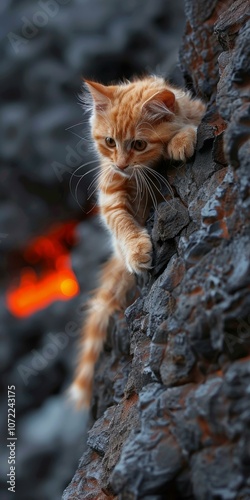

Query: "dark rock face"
left=63, top=1, right=250, bottom=498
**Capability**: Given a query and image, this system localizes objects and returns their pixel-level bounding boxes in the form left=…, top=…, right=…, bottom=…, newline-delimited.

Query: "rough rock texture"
left=63, top=1, right=250, bottom=498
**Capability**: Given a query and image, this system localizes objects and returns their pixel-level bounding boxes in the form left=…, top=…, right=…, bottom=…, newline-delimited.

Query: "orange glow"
left=60, top=278, right=79, bottom=297
left=6, top=221, right=80, bottom=318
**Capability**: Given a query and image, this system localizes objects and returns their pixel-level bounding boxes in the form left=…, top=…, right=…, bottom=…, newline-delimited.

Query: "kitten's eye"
left=105, top=137, right=116, bottom=148
left=132, top=140, right=147, bottom=151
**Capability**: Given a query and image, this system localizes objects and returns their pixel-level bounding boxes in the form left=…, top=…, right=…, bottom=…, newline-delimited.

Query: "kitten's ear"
left=143, top=89, right=176, bottom=121
left=84, top=79, right=113, bottom=112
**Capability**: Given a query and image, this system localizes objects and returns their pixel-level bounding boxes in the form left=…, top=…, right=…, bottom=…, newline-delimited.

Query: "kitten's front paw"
left=125, top=232, right=152, bottom=274
left=167, top=126, right=197, bottom=162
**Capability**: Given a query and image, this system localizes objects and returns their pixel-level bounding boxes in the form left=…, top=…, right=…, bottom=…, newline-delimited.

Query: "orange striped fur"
left=70, top=76, right=205, bottom=407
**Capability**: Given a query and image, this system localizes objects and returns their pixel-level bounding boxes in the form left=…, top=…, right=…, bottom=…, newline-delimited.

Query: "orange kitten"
left=70, top=76, right=205, bottom=407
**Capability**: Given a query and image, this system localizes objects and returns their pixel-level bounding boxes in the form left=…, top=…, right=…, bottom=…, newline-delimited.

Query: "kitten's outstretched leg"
left=69, top=254, right=135, bottom=407
left=100, top=190, right=152, bottom=274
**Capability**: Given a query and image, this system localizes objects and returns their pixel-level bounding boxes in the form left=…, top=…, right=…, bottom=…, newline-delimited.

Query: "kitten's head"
left=82, top=76, right=177, bottom=176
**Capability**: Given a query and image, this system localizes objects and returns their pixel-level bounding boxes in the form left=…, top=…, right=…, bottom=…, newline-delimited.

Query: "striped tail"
left=69, top=254, right=135, bottom=408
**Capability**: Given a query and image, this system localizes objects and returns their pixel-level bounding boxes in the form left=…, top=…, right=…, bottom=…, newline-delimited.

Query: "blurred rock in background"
left=0, top=1, right=185, bottom=499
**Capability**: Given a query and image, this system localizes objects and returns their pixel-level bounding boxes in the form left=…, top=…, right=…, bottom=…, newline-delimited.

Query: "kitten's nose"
left=116, top=163, right=129, bottom=170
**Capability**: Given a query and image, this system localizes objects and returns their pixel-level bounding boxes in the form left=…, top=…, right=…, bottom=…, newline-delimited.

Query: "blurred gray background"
left=0, top=1, right=185, bottom=499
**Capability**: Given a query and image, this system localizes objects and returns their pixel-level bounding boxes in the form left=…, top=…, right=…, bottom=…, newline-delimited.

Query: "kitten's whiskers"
left=134, top=168, right=149, bottom=219
left=70, top=160, right=100, bottom=179
left=137, top=168, right=158, bottom=214
left=69, top=160, right=110, bottom=212
left=131, top=170, right=143, bottom=217
left=69, top=161, right=99, bottom=211
left=143, top=165, right=174, bottom=198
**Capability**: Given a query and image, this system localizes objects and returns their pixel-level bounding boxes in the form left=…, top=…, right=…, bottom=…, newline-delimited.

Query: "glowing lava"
left=6, top=221, right=80, bottom=318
